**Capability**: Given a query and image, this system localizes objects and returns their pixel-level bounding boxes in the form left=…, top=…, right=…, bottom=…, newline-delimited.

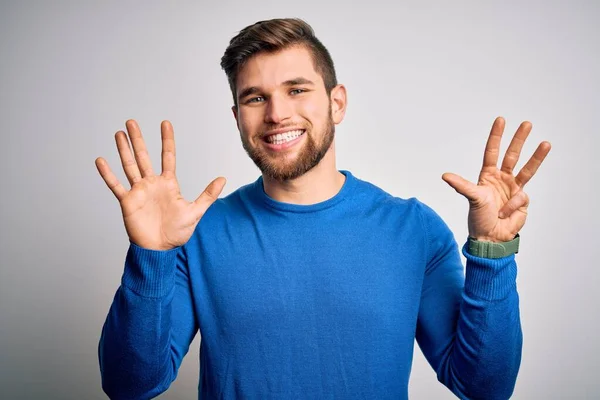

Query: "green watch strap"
left=467, top=234, right=520, bottom=259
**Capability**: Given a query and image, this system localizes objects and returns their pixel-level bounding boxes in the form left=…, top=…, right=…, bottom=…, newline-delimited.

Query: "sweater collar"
left=251, top=170, right=356, bottom=213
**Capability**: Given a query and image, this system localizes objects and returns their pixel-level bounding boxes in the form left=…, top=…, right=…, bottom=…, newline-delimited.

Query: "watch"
left=467, top=234, right=520, bottom=259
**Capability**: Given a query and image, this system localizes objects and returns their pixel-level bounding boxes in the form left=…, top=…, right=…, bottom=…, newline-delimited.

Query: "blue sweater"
left=99, top=170, right=522, bottom=399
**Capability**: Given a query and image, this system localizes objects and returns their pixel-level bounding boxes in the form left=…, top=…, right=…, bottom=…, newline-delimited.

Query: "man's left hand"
left=442, top=117, right=551, bottom=243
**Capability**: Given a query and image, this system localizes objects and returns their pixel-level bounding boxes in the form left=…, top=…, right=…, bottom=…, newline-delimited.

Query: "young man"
left=96, top=18, right=551, bottom=399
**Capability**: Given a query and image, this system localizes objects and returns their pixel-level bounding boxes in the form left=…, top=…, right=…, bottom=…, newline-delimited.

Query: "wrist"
left=469, top=236, right=504, bottom=243
left=467, top=234, right=520, bottom=258
left=468, top=232, right=519, bottom=243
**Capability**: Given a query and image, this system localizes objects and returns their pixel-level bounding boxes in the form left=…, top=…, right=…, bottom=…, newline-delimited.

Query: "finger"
left=161, top=120, right=176, bottom=177
left=126, top=119, right=155, bottom=178
left=116, top=130, right=142, bottom=186
left=442, top=172, right=479, bottom=202
left=500, top=121, right=532, bottom=173
left=515, top=141, right=552, bottom=187
left=498, top=190, right=529, bottom=219
left=95, top=157, right=128, bottom=201
left=193, top=177, right=227, bottom=217
left=481, top=116, right=506, bottom=170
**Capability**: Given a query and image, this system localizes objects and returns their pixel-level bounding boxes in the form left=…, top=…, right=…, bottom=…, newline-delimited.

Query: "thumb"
left=193, top=176, right=227, bottom=217
left=442, top=172, right=478, bottom=202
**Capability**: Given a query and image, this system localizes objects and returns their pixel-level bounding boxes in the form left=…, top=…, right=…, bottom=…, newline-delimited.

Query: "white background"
left=1, top=1, right=598, bottom=398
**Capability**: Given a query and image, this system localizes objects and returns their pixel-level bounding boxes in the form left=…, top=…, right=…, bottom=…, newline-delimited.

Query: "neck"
left=262, top=141, right=345, bottom=205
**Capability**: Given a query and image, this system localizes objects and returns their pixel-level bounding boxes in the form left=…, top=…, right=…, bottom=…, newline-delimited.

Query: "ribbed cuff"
left=121, top=242, right=180, bottom=298
left=462, top=242, right=518, bottom=301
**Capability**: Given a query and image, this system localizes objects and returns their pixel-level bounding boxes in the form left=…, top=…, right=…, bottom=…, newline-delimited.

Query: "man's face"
left=232, top=45, right=338, bottom=181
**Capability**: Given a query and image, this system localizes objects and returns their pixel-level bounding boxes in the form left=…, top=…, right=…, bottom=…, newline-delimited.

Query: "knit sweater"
left=98, top=170, right=522, bottom=399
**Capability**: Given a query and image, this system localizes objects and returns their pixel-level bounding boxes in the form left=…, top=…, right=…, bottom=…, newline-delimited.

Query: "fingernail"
left=498, top=211, right=505, bottom=219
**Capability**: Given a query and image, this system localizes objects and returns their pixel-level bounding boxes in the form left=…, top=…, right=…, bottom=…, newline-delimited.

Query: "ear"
left=330, top=84, right=347, bottom=125
left=231, top=105, right=240, bottom=130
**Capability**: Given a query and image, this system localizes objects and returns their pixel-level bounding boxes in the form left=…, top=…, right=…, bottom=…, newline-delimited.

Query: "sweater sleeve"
left=415, top=202, right=523, bottom=400
left=98, top=242, right=198, bottom=399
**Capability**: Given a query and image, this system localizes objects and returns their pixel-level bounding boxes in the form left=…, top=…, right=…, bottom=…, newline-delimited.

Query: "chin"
left=243, top=120, right=334, bottom=181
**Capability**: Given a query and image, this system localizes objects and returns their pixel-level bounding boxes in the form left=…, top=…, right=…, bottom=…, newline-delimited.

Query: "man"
left=96, top=18, right=551, bottom=399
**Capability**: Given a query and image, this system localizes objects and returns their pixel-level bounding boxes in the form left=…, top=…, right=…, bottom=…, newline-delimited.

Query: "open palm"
left=95, top=120, right=226, bottom=250
left=442, top=117, right=551, bottom=242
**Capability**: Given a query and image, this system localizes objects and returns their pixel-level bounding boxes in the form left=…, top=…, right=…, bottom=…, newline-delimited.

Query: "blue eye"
left=290, top=89, right=305, bottom=95
left=247, top=96, right=265, bottom=103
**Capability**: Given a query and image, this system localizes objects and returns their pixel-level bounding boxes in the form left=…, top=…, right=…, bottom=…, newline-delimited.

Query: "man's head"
left=221, top=18, right=338, bottom=107
left=220, top=18, right=347, bottom=181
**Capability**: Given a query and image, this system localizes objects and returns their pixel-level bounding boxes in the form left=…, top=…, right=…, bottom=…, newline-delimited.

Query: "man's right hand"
left=95, top=120, right=226, bottom=251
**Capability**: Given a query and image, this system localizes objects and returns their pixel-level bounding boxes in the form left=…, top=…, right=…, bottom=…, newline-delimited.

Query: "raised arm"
left=417, top=117, right=551, bottom=399
left=96, top=120, right=225, bottom=398
left=416, top=202, right=522, bottom=399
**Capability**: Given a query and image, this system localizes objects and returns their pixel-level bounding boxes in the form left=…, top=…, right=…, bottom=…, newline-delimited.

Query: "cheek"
left=237, top=110, right=259, bottom=136
left=299, top=97, right=329, bottom=123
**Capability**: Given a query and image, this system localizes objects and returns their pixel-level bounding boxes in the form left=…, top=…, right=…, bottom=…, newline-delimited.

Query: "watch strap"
left=467, top=234, right=520, bottom=259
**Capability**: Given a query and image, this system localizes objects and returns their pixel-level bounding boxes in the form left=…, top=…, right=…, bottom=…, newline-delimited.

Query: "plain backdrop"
left=1, top=1, right=598, bottom=399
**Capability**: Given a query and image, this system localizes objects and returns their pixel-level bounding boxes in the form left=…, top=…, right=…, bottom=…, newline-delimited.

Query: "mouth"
left=262, top=129, right=305, bottom=145
left=261, top=129, right=306, bottom=151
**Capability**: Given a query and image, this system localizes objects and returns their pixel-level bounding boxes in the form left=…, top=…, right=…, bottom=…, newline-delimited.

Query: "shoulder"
left=350, top=172, right=426, bottom=216
left=184, top=180, right=257, bottom=250
left=200, top=180, right=255, bottom=222
left=349, top=172, right=452, bottom=232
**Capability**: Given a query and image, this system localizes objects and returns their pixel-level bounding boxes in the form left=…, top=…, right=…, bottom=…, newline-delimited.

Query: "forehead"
left=236, top=45, right=323, bottom=91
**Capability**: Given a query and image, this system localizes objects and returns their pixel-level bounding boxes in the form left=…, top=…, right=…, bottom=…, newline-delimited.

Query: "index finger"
left=481, top=116, right=506, bottom=170
left=161, top=120, right=176, bottom=176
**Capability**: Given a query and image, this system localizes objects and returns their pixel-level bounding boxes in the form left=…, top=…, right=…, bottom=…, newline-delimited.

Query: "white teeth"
left=266, top=129, right=304, bottom=144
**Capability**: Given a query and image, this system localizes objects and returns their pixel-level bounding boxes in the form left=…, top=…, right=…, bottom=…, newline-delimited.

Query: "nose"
left=264, top=94, right=292, bottom=124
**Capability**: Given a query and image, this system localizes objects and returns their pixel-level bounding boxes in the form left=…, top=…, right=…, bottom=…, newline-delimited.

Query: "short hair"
left=220, top=18, right=338, bottom=106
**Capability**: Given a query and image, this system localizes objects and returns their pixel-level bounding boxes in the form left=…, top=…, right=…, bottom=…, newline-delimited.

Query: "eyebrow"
left=237, top=77, right=315, bottom=102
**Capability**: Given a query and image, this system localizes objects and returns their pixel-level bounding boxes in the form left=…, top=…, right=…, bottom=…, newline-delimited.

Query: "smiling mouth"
left=263, top=129, right=305, bottom=145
